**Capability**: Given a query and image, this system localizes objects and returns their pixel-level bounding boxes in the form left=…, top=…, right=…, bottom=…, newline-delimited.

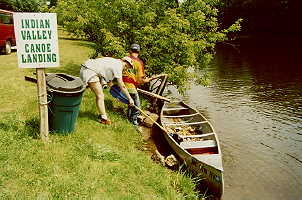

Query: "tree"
left=56, top=0, right=241, bottom=92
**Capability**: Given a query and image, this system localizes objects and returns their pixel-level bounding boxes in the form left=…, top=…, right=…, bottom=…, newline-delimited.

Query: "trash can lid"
left=46, top=73, right=85, bottom=94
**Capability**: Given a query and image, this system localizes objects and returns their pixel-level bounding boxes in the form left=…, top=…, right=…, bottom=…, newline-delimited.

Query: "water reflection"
left=185, top=37, right=302, bottom=200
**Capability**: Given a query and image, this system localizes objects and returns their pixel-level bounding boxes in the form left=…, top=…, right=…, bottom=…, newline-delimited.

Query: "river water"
left=165, top=37, right=302, bottom=200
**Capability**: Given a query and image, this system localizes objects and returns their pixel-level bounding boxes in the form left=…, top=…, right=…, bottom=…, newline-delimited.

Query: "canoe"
left=160, top=101, right=224, bottom=197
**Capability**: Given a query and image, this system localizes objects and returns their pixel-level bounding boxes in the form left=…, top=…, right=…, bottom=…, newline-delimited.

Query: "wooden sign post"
left=36, top=68, right=48, bottom=141
left=14, top=13, right=60, bottom=141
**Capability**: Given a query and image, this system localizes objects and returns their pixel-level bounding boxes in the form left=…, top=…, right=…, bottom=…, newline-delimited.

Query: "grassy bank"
left=0, top=28, right=200, bottom=199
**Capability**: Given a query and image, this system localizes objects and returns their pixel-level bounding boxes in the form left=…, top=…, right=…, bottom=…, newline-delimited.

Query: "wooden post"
left=36, top=68, right=49, bottom=141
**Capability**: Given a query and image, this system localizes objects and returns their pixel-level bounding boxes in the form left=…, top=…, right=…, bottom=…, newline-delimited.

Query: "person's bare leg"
left=88, top=81, right=107, bottom=119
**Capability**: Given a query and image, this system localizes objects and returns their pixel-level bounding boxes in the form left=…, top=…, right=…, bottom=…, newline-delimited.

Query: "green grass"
left=0, top=28, right=200, bottom=199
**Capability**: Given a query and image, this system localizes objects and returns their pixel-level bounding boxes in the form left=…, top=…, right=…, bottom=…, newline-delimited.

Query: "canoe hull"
left=160, top=101, right=224, bottom=198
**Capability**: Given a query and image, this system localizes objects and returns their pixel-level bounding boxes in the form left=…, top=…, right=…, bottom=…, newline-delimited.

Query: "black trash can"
left=46, top=73, right=85, bottom=134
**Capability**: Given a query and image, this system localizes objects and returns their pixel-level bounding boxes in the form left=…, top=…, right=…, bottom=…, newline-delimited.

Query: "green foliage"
left=4, top=0, right=49, bottom=12
left=56, top=0, right=241, bottom=91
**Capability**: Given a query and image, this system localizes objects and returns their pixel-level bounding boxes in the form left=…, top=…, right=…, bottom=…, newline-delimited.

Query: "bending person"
left=80, top=57, right=134, bottom=125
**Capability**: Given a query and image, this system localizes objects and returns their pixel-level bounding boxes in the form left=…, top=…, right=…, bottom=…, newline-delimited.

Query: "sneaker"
left=132, top=120, right=139, bottom=126
left=99, top=118, right=112, bottom=125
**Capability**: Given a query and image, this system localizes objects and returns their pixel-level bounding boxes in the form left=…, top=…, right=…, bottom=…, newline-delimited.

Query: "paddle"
left=137, top=88, right=171, bottom=102
left=109, top=85, right=170, bottom=133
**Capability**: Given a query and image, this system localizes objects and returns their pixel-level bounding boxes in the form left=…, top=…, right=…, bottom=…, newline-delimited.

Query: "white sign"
left=13, top=13, right=60, bottom=68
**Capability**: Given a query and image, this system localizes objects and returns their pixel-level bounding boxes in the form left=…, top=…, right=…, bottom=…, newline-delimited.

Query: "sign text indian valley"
left=14, top=13, right=59, bottom=68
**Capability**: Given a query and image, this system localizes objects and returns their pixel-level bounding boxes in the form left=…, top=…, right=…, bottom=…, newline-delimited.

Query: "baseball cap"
left=130, top=43, right=140, bottom=52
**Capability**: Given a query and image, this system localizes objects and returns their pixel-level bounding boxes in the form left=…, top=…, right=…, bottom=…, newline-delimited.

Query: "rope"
left=38, top=93, right=53, bottom=105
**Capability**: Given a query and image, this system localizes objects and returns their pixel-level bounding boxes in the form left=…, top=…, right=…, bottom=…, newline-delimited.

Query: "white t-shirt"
left=80, top=57, right=123, bottom=85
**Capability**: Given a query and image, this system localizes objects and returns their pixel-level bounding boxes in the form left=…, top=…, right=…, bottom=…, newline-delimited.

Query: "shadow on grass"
left=58, top=36, right=84, bottom=41
left=78, top=111, right=96, bottom=120
left=24, top=118, right=40, bottom=139
left=104, top=99, right=114, bottom=111
left=0, top=116, right=40, bottom=139
left=76, top=41, right=96, bottom=49
left=0, top=122, right=19, bottom=132
left=23, top=117, right=79, bottom=137
left=78, top=108, right=126, bottom=120
left=107, top=100, right=128, bottom=117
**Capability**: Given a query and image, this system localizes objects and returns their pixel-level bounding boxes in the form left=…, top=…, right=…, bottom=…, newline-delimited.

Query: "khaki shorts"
left=88, top=75, right=107, bottom=88
left=88, top=75, right=100, bottom=83
left=80, top=65, right=106, bottom=87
